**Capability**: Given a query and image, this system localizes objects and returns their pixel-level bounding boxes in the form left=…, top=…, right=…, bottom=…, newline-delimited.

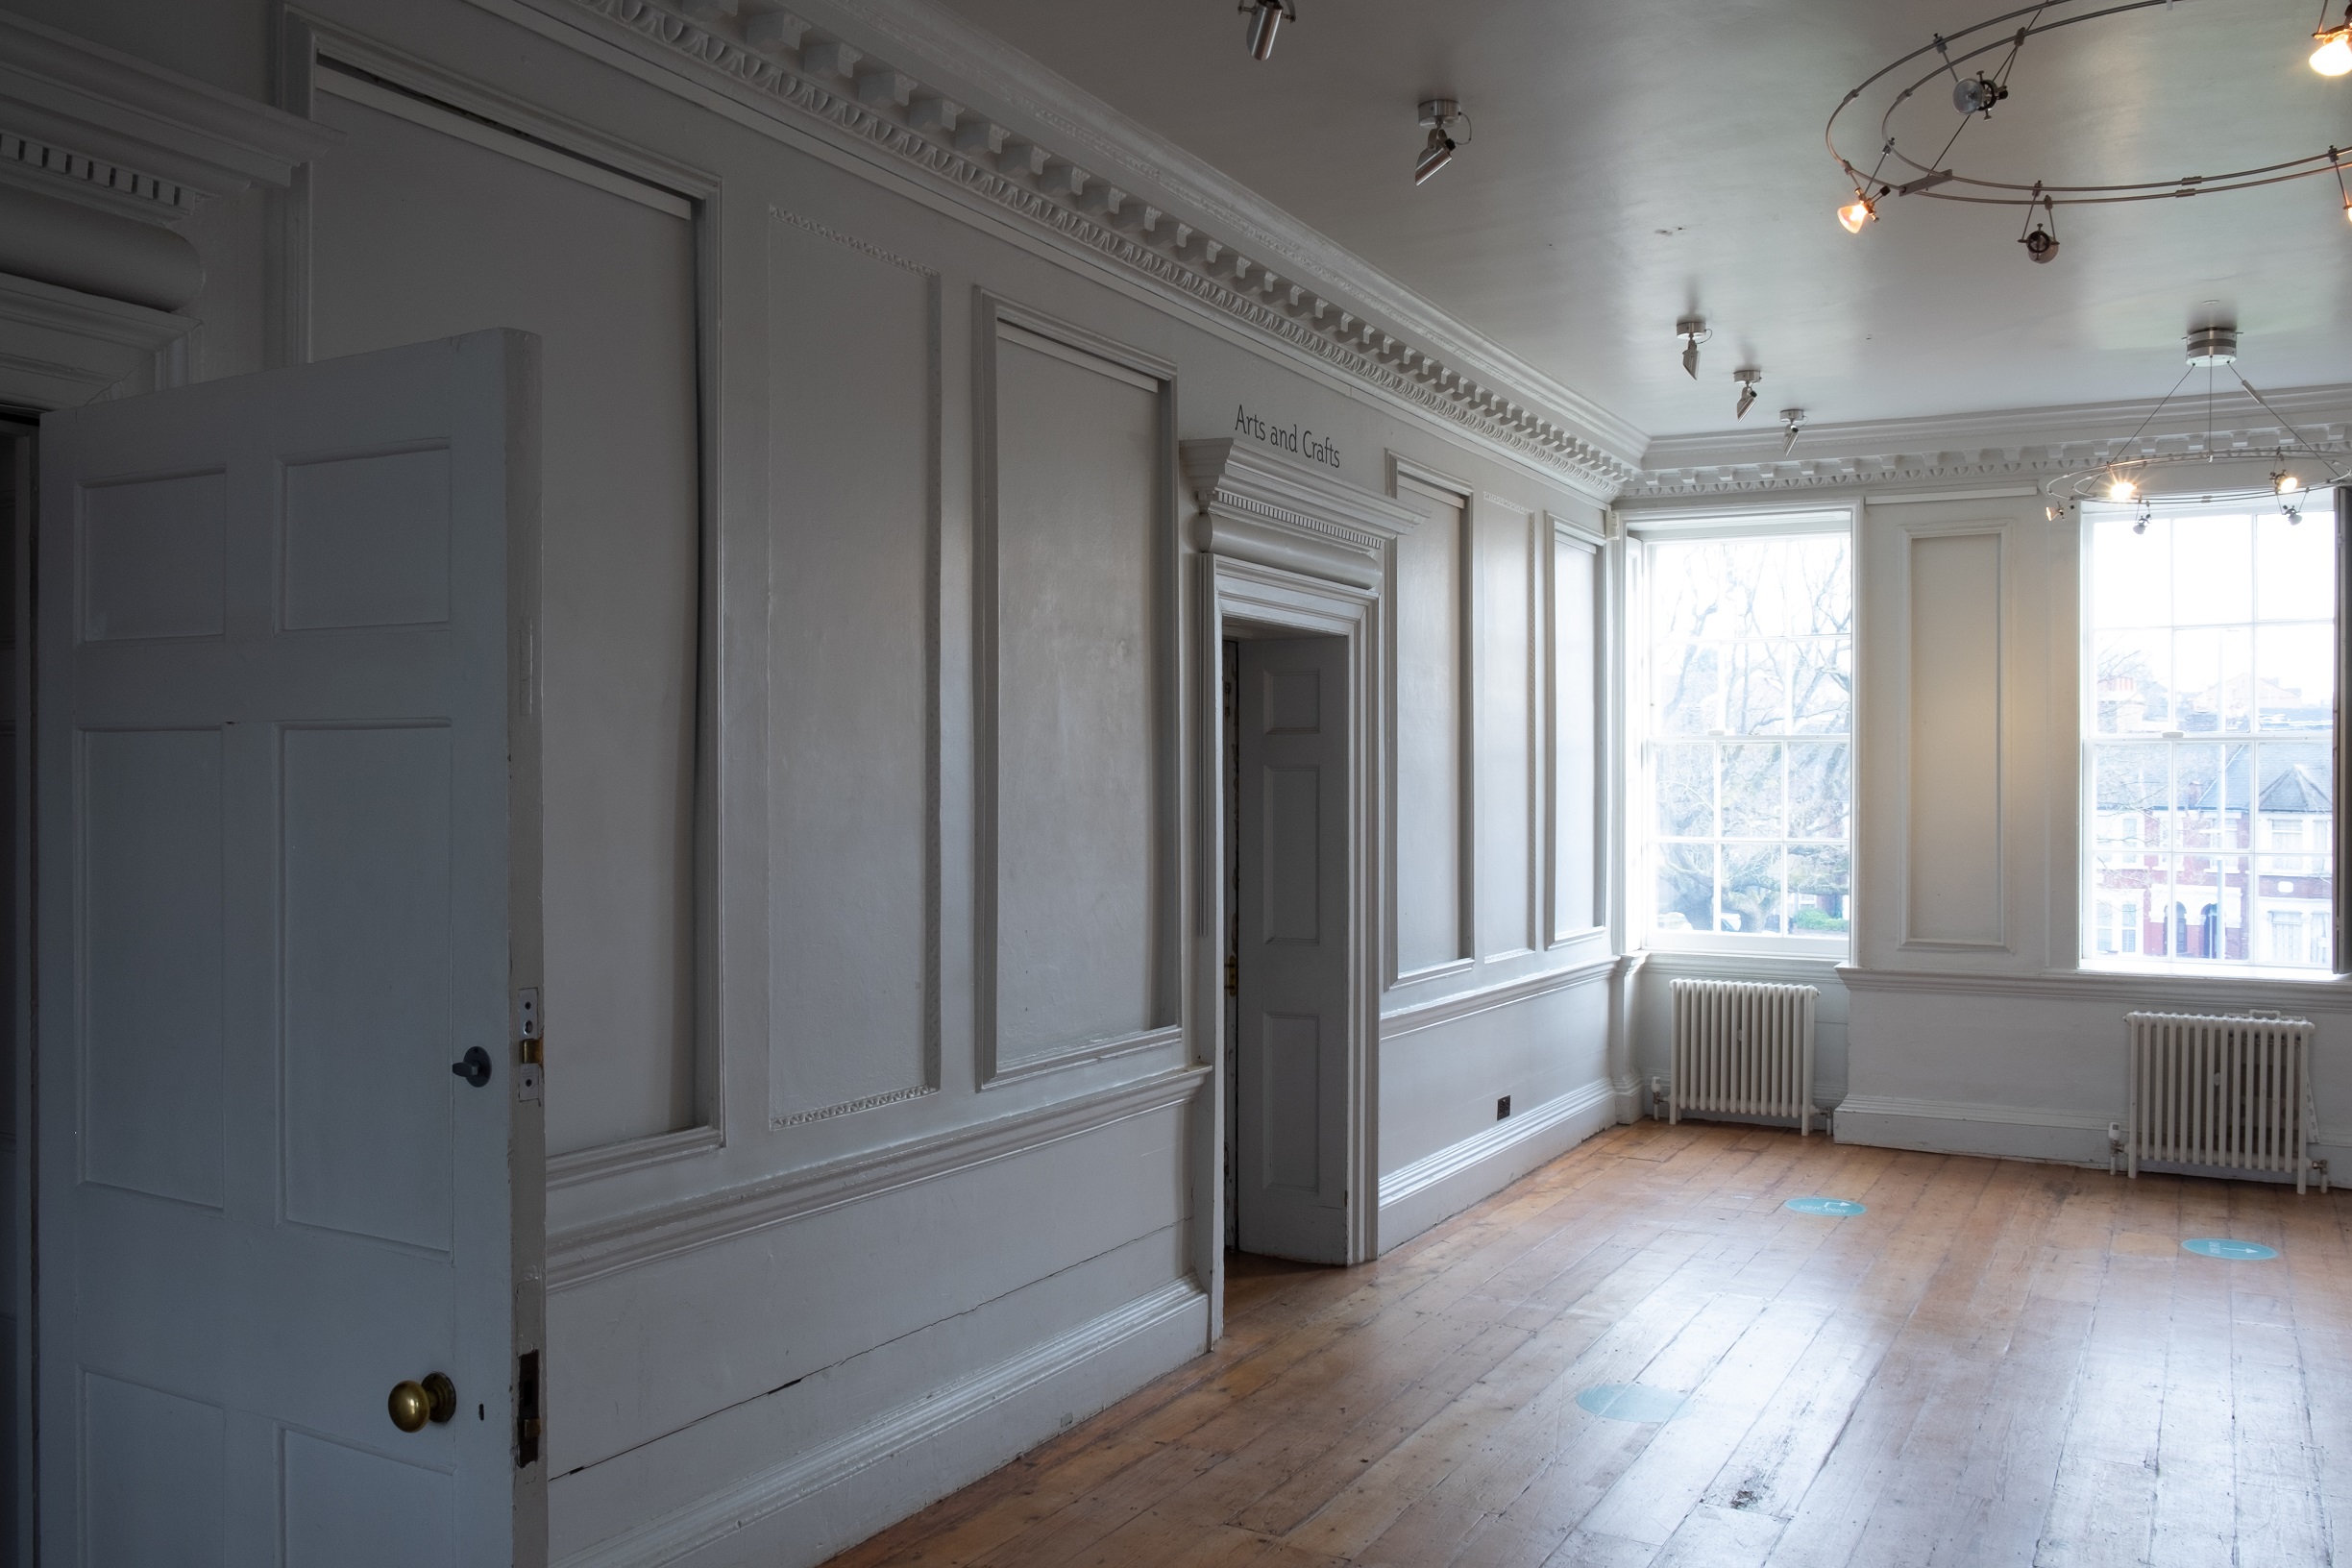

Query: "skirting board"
left=553, top=1280, right=1209, bottom=1568
left=1377, top=1078, right=1615, bottom=1251
left=1833, top=1094, right=2114, bottom=1166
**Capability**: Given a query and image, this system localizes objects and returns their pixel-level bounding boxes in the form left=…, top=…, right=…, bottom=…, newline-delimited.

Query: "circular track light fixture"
left=1414, top=99, right=1470, bottom=185
left=1240, top=0, right=1295, bottom=61
left=2043, top=319, right=2350, bottom=517
left=1829, top=1, right=2352, bottom=256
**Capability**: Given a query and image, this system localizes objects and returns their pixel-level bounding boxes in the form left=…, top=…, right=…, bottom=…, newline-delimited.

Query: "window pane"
left=2091, top=513, right=2168, bottom=629
left=1654, top=843, right=1713, bottom=933
left=1654, top=643, right=1719, bottom=734
left=1720, top=743, right=1783, bottom=837
left=2257, top=742, right=2330, bottom=870
left=2256, top=624, right=2333, bottom=730
left=2092, top=747, right=2166, bottom=845
left=2170, top=854, right=2245, bottom=961
left=1789, top=640, right=1851, bottom=734
left=1789, top=742, right=1850, bottom=840
left=1654, top=744, right=1714, bottom=838
left=2173, top=627, right=2252, bottom=733
left=1789, top=845, right=1849, bottom=932
left=1720, top=845, right=1783, bottom=935
left=2093, top=852, right=2163, bottom=952
left=1724, top=643, right=1788, bottom=734
left=2172, top=744, right=2248, bottom=851
left=2173, top=512, right=2251, bottom=625
left=2257, top=510, right=2335, bottom=622
left=2093, top=630, right=2170, bottom=734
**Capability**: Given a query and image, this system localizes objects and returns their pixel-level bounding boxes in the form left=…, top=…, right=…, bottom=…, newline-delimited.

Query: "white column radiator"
left=1667, top=979, right=1820, bottom=1136
left=2125, top=1011, right=2324, bottom=1193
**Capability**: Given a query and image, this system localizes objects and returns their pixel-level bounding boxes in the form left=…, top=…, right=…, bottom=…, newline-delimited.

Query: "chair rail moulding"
left=481, top=0, right=1639, bottom=497
left=1183, top=436, right=1423, bottom=590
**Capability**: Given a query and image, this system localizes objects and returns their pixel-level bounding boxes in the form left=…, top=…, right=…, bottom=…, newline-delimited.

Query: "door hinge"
left=517, top=1349, right=541, bottom=1468
left=1226, top=953, right=1238, bottom=997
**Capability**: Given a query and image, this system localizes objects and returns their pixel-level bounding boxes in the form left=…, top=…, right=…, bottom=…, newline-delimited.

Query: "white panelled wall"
left=0, top=3, right=1618, bottom=1564
left=9, top=1, right=2351, bottom=1565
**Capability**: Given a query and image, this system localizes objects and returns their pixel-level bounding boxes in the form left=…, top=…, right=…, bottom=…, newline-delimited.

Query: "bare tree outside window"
left=2084, top=499, right=2336, bottom=968
left=1647, top=532, right=1852, bottom=943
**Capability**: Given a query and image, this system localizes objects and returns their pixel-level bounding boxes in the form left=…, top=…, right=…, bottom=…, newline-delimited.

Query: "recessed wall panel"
left=82, top=1371, right=223, bottom=1566
left=992, top=333, right=1160, bottom=1064
left=1476, top=504, right=1533, bottom=956
left=81, top=472, right=225, bottom=643
left=311, top=88, right=699, bottom=1154
left=1262, top=766, right=1320, bottom=943
left=766, top=211, right=936, bottom=1123
left=1553, top=536, right=1598, bottom=941
left=1395, top=485, right=1463, bottom=972
left=81, top=727, right=223, bottom=1207
left=282, top=446, right=452, bottom=629
left=1907, top=530, right=2004, bottom=944
left=282, top=724, right=453, bottom=1252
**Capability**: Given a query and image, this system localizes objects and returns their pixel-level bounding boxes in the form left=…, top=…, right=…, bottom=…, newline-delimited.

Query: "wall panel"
left=1906, top=528, right=2005, bottom=946
left=1475, top=501, right=1533, bottom=957
left=308, top=84, right=702, bottom=1154
left=1394, top=479, right=1466, bottom=975
left=983, top=316, right=1170, bottom=1074
left=766, top=210, right=938, bottom=1126
left=1552, top=533, right=1599, bottom=942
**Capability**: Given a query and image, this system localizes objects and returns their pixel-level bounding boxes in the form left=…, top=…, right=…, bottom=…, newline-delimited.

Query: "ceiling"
left=929, top=0, right=2352, bottom=445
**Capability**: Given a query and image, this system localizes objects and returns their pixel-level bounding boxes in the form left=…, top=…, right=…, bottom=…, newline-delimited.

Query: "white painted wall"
left=0, top=2, right=1620, bottom=1562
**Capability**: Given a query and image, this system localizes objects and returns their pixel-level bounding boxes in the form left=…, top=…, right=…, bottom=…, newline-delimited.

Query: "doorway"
left=1222, top=626, right=1354, bottom=1270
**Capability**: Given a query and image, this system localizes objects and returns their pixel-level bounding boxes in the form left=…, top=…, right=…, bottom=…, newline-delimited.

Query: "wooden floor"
left=821, top=1120, right=2352, bottom=1568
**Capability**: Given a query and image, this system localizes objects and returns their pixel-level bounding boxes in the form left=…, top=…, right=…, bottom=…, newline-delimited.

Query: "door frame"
left=1181, top=439, right=1418, bottom=1336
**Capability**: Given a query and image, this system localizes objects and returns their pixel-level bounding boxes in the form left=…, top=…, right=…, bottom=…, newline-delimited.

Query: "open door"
left=1235, top=634, right=1351, bottom=1263
left=35, top=330, right=544, bottom=1563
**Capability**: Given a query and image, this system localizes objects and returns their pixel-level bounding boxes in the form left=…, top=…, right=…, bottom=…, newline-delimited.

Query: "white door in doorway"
left=1236, top=636, right=1351, bottom=1263
left=36, top=331, right=544, bottom=1564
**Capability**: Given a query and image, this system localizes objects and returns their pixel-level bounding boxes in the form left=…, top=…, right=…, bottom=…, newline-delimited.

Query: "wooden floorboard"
left=821, top=1122, right=2352, bottom=1568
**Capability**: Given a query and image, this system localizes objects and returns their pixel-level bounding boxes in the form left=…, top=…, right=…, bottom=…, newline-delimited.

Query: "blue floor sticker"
left=1577, top=1384, right=1686, bottom=1423
left=2181, top=1237, right=2278, bottom=1261
left=1785, top=1196, right=1867, bottom=1216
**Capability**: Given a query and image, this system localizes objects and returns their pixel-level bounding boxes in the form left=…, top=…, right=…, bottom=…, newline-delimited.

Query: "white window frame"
left=2077, top=490, right=2343, bottom=977
left=1629, top=510, right=1855, bottom=958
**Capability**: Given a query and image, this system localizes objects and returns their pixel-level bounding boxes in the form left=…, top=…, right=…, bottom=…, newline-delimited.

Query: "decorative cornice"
left=0, top=9, right=334, bottom=223
left=800, top=0, right=1648, bottom=458
left=534, top=0, right=1638, bottom=497
left=1628, top=384, right=2352, bottom=503
left=548, top=1064, right=1209, bottom=1290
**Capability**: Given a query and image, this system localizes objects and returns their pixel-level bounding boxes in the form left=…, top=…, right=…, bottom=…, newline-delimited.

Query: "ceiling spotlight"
left=2133, top=507, right=2152, bottom=534
left=2108, top=474, right=2138, bottom=502
left=1240, top=0, right=1294, bottom=61
left=2018, top=184, right=2060, bottom=263
left=2313, top=2, right=2352, bottom=74
left=1677, top=316, right=1711, bottom=379
left=1414, top=99, right=1467, bottom=185
left=2275, top=471, right=2304, bottom=495
left=1953, top=73, right=2009, bottom=115
left=1780, top=408, right=1806, bottom=454
left=1733, top=367, right=1761, bottom=420
left=1837, top=192, right=1879, bottom=233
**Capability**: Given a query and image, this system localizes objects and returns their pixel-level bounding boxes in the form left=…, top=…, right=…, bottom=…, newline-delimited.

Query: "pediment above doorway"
left=1182, top=437, right=1422, bottom=591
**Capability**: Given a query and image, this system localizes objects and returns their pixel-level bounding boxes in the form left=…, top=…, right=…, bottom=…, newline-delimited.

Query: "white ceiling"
left=928, top=0, right=2352, bottom=444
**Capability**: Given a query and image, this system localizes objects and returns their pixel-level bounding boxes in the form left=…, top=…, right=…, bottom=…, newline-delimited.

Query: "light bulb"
left=1837, top=199, right=1874, bottom=234
left=2313, top=28, right=2352, bottom=75
left=2108, top=477, right=2137, bottom=502
left=2277, top=473, right=2303, bottom=495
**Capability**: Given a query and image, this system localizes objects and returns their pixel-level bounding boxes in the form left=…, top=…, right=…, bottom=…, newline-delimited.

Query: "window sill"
left=2073, top=959, right=2344, bottom=986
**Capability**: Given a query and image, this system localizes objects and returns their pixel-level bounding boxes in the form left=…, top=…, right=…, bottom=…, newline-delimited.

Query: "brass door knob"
left=387, top=1372, right=458, bottom=1433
